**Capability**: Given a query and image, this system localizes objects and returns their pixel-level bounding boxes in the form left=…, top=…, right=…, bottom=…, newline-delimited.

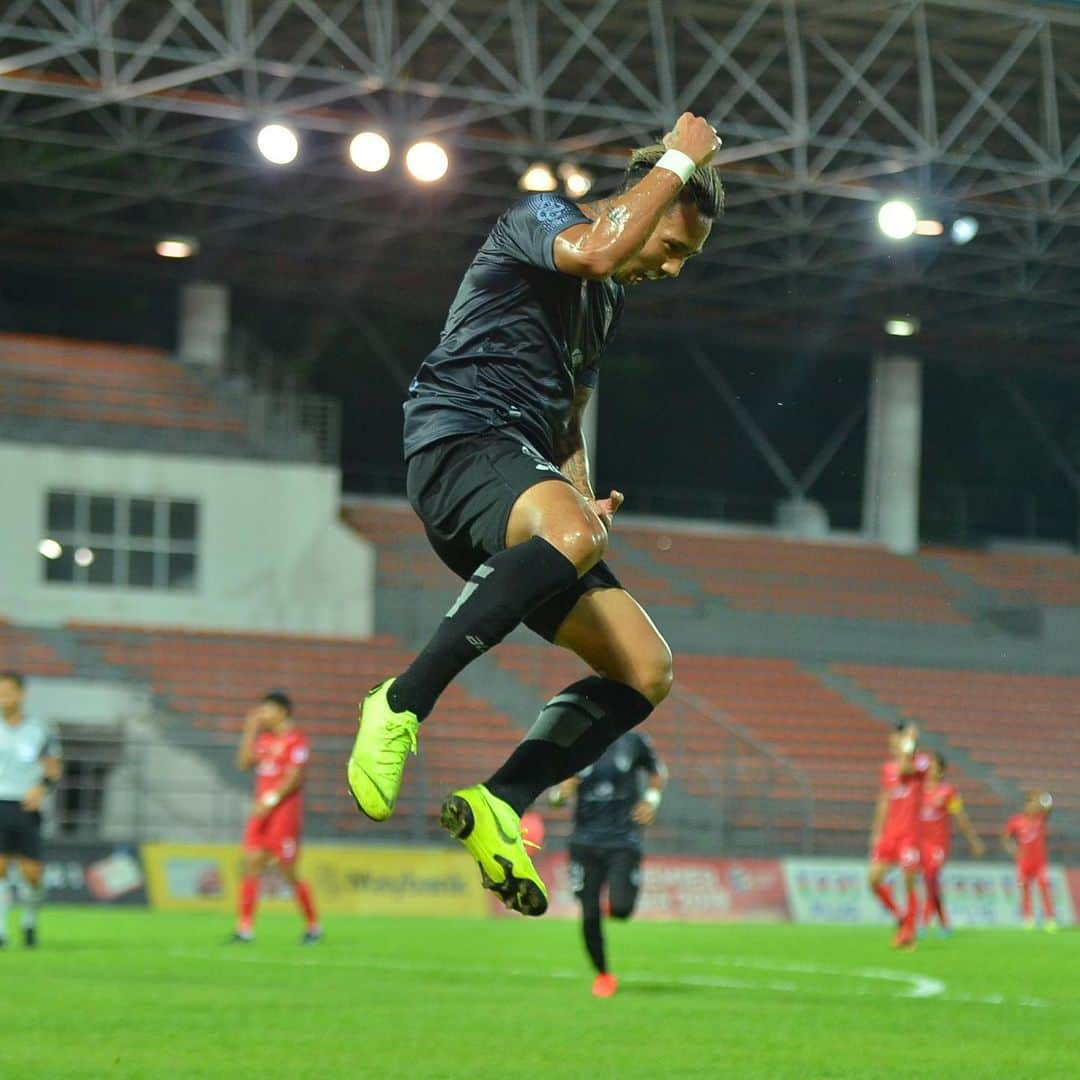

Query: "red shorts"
left=920, top=844, right=949, bottom=875
left=243, top=810, right=301, bottom=864
left=873, top=834, right=920, bottom=871
left=1018, top=862, right=1048, bottom=885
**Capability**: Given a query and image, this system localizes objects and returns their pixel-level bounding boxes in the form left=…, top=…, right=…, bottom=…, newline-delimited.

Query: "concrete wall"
left=0, top=442, right=374, bottom=636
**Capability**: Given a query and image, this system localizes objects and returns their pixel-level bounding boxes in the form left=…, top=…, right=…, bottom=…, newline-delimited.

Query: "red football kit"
left=243, top=728, right=309, bottom=864
left=1005, top=812, right=1048, bottom=879
left=919, top=780, right=961, bottom=873
left=873, top=751, right=931, bottom=870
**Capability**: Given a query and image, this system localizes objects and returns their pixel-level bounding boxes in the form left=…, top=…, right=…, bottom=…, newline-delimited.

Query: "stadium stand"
left=618, top=526, right=970, bottom=624
left=834, top=664, right=1080, bottom=816
left=0, top=332, right=252, bottom=451
left=494, top=644, right=1004, bottom=851
left=0, top=619, right=74, bottom=677
left=341, top=502, right=698, bottom=610
left=67, top=623, right=524, bottom=840
left=927, top=546, right=1080, bottom=608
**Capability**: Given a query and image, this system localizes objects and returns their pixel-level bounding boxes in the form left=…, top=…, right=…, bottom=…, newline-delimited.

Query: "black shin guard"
left=389, top=537, right=577, bottom=720
left=484, top=676, right=655, bottom=815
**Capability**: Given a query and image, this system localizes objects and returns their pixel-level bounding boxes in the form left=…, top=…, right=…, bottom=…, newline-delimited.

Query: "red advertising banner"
left=490, top=853, right=788, bottom=921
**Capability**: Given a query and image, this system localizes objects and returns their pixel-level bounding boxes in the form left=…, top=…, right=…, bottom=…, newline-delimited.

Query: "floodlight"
left=877, top=200, right=917, bottom=240
left=559, top=162, right=593, bottom=198
left=950, top=216, right=979, bottom=245
left=518, top=163, right=558, bottom=192
left=155, top=236, right=199, bottom=259
left=38, top=538, right=62, bottom=559
left=405, top=140, right=449, bottom=183
left=884, top=317, right=920, bottom=337
left=256, top=123, right=299, bottom=165
left=914, top=219, right=944, bottom=237
left=349, top=131, right=391, bottom=172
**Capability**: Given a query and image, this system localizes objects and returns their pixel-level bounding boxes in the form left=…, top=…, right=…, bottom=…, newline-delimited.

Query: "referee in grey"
left=0, top=671, right=62, bottom=948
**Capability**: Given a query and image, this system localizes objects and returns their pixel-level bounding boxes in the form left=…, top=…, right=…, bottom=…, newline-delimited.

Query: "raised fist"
left=664, top=112, right=721, bottom=167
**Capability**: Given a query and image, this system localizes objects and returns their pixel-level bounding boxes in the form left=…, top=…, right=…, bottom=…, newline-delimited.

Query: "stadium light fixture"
left=950, top=216, right=979, bottom=245
left=74, top=546, right=95, bottom=567
left=518, top=162, right=558, bottom=192
left=877, top=200, right=917, bottom=240
left=256, top=123, right=299, bottom=165
left=884, top=316, right=920, bottom=337
left=914, top=219, right=944, bottom=237
left=405, top=140, right=449, bottom=183
left=155, top=236, right=199, bottom=259
left=349, top=131, right=391, bottom=173
left=37, top=538, right=62, bottom=559
left=558, top=162, right=593, bottom=198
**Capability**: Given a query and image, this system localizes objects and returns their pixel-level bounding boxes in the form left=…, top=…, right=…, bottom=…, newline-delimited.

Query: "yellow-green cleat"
left=346, top=679, right=418, bottom=821
left=439, top=784, right=548, bottom=916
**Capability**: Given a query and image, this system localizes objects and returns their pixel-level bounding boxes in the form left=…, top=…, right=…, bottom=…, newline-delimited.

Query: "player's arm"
left=21, top=754, right=62, bottom=812
left=1001, top=824, right=1018, bottom=859
left=632, top=765, right=668, bottom=826
left=952, top=802, right=985, bottom=857
left=254, top=762, right=306, bottom=819
left=237, top=708, right=262, bottom=770
left=895, top=724, right=919, bottom=774
left=554, top=385, right=624, bottom=530
left=552, top=112, right=719, bottom=280
left=548, top=775, right=582, bottom=808
left=869, top=791, right=888, bottom=853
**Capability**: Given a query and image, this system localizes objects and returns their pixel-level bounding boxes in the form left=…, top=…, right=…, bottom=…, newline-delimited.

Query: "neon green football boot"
left=346, top=679, right=419, bottom=821
left=439, top=784, right=548, bottom=916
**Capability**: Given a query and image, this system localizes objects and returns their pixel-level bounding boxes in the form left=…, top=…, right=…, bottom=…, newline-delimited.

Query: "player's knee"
left=626, top=642, right=673, bottom=706
left=538, top=507, right=608, bottom=574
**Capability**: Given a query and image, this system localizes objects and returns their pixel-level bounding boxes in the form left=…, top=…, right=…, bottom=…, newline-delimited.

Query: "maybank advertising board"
left=141, top=844, right=487, bottom=917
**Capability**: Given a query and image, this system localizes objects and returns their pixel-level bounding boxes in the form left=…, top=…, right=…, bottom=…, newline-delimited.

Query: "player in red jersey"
left=232, top=691, right=321, bottom=944
left=868, top=723, right=929, bottom=948
left=919, top=752, right=985, bottom=936
left=1003, top=790, right=1057, bottom=933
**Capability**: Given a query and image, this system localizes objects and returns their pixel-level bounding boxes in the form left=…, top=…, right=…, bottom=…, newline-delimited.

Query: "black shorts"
left=568, top=842, right=643, bottom=918
left=406, top=431, right=622, bottom=643
left=0, top=800, right=44, bottom=861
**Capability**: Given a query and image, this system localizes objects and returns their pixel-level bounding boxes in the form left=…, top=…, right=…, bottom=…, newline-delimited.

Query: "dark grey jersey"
left=570, top=731, right=661, bottom=851
left=402, top=193, right=624, bottom=463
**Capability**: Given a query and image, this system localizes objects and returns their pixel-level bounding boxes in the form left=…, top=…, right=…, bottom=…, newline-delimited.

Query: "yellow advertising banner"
left=140, top=843, right=487, bottom=918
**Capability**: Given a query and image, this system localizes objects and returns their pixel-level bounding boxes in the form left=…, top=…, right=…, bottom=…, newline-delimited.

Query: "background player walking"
left=918, top=752, right=984, bottom=936
left=0, top=671, right=61, bottom=948
left=1003, top=791, right=1057, bottom=932
left=233, top=691, right=320, bottom=944
left=346, top=113, right=723, bottom=915
left=550, top=730, right=666, bottom=998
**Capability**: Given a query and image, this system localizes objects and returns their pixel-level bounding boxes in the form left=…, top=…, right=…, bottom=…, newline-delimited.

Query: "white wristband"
left=643, top=788, right=662, bottom=809
left=655, top=149, right=696, bottom=184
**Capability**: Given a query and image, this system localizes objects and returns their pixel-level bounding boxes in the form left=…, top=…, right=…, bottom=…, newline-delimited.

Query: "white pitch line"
left=163, top=948, right=1051, bottom=1006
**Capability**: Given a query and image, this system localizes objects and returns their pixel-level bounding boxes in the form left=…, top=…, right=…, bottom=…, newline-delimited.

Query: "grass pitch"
left=4, top=909, right=1078, bottom=1079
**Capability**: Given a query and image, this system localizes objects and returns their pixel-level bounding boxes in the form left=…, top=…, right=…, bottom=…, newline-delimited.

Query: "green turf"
left=3, top=909, right=1078, bottom=1079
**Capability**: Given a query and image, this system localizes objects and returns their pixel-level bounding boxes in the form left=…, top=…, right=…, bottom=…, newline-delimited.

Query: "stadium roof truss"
left=1, top=0, right=1079, bottom=358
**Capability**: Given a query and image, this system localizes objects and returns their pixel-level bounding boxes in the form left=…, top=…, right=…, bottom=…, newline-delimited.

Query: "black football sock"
left=583, top=911, right=607, bottom=974
left=388, top=537, right=577, bottom=720
left=484, top=676, right=654, bottom=816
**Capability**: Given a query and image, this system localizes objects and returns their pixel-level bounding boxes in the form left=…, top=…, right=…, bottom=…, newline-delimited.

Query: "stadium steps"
left=833, top=663, right=1080, bottom=836
left=928, top=547, right=1080, bottom=609
left=63, top=623, right=531, bottom=842
left=616, top=527, right=970, bottom=626
left=0, top=620, right=76, bottom=677
left=810, top=661, right=1015, bottom=831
